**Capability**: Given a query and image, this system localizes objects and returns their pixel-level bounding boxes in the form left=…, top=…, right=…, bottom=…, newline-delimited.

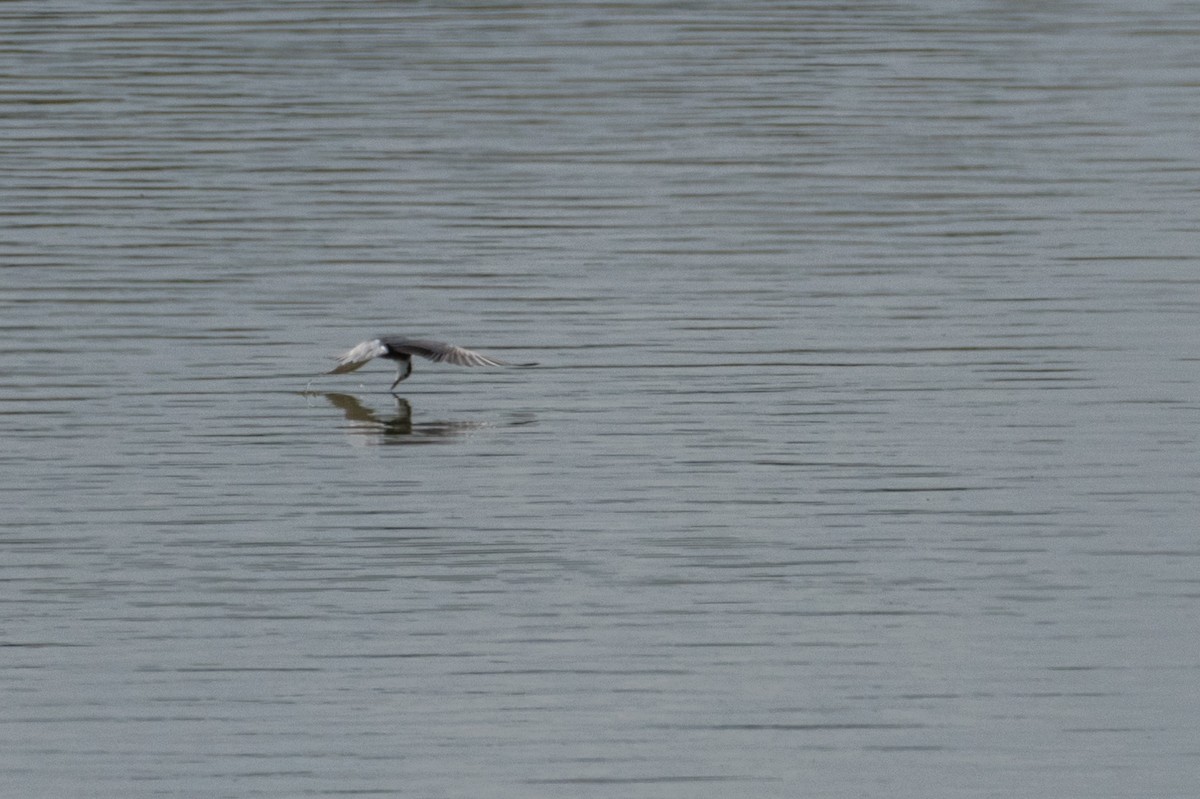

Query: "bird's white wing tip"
left=329, top=339, right=386, bottom=374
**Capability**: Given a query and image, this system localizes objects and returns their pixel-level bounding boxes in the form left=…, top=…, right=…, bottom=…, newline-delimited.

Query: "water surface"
left=2, top=2, right=1199, bottom=797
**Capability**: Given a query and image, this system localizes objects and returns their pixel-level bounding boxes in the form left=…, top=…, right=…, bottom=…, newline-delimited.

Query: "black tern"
left=329, top=335, right=536, bottom=390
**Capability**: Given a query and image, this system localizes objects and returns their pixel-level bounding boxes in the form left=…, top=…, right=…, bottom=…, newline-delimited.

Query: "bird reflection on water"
left=317, top=392, right=532, bottom=445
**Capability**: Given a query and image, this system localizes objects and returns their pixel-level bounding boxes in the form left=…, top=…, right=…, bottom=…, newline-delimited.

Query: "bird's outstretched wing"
left=379, top=336, right=535, bottom=367
left=329, top=338, right=388, bottom=374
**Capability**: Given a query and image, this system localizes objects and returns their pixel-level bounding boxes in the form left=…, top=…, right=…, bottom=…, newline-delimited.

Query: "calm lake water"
left=3, top=2, right=1199, bottom=797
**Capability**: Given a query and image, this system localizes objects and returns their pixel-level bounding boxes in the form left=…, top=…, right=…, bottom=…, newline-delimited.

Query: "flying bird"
left=328, top=335, right=535, bottom=390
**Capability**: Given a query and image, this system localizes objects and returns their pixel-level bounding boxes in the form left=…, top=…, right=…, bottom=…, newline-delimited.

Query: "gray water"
left=2, top=2, right=1199, bottom=797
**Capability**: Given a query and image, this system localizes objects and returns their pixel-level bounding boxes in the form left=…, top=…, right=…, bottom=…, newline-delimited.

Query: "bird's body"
left=329, top=335, right=534, bottom=390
